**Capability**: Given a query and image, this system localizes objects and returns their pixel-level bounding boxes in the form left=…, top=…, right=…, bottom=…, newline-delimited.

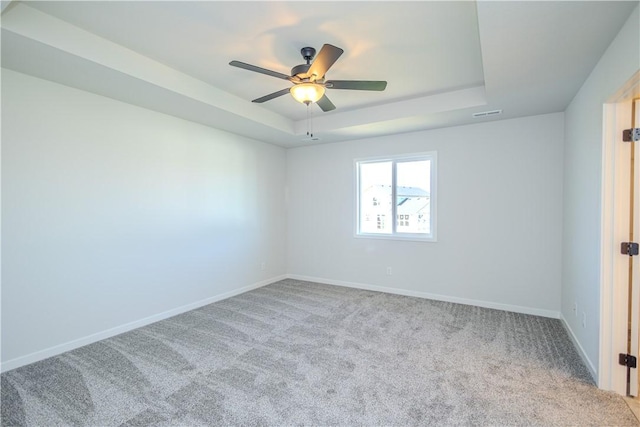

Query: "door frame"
left=601, top=70, right=640, bottom=395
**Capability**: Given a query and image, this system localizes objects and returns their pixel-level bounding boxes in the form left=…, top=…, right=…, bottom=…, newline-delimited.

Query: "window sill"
left=354, top=233, right=437, bottom=243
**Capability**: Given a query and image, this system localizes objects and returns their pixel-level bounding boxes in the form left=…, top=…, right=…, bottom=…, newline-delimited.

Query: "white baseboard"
left=560, top=313, right=598, bottom=382
left=1, top=274, right=565, bottom=373
left=286, top=274, right=561, bottom=319
left=0, top=275, right=286, bottom=373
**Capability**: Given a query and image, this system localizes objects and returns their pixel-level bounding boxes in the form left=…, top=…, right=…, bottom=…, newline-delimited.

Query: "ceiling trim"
left=2, top=4, right=292, bottom=133
left=294, top=85, right=487, bottom=134
left=3, top=2, right=634, bottom=147
left=1, top=3, right=489, bottom=146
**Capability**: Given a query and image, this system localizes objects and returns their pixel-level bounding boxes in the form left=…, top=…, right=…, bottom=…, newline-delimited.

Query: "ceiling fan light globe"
left=290, top=83, right=325, bottom=104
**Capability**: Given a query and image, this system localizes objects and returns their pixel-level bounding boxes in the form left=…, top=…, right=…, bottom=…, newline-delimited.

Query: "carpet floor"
left=1, top=279, right=638, bottom=426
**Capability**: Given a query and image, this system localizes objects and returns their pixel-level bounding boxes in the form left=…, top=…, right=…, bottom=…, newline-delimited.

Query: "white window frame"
left=355, top=152, right=437, bottom=242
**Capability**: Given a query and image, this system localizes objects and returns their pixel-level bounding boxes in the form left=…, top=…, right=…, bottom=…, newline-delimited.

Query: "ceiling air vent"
left=472, top=109, right=502, bottom=118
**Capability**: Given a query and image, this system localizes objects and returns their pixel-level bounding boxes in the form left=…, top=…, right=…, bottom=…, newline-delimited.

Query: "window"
left=356, top=152, right=436, bottom=241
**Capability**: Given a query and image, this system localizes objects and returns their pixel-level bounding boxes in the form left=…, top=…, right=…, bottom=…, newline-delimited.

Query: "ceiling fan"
left=229, top=44, right=387, bottom=112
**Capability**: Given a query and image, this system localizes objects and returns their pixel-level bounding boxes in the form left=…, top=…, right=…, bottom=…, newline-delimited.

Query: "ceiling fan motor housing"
left=291, top=63, right=311, bottom=78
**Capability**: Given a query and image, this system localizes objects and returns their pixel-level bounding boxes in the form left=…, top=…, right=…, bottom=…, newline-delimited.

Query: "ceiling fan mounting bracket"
left=300, top=46, right=316, bottom=63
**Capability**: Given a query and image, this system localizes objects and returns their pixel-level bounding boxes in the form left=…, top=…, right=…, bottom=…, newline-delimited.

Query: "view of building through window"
left=357, top=155, right=434, bottom=238
left=359, top=161, right=392, bottom=234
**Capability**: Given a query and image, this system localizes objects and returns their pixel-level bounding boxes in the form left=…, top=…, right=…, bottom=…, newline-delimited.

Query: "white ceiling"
left=1, top=1, right=636, bottom=147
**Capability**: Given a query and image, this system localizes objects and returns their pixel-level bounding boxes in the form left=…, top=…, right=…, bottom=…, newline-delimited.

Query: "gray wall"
left=561, top=5, right=640, bottom=377
left=287, top=113, right=565, bottom=316
left=1, top=69, right=287, bottom=367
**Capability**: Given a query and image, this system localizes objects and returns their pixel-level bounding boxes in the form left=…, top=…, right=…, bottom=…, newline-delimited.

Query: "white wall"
left=562, top=5, right=640, bottom=377
left=287, top=113, right=564, bottom=316
left=1, top=69, right=287, bottom=368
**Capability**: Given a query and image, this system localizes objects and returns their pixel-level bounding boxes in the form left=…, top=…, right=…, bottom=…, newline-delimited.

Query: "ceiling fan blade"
left=229, top=60, right=291, bottom=80
left=306, top=44, right=344, bottom=80
left=252, top=88, right=291, bottom=103
left=326, top=80, right=387, bottom=91
left=316, top=95, right=336, bottom=112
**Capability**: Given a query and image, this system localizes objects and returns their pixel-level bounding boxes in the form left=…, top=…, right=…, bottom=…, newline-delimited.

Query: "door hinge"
left=619, top=353, right=637, bottom=368
left=623, top=128, right=640, bottom=142
left=621, top=242, right=639, bottom=256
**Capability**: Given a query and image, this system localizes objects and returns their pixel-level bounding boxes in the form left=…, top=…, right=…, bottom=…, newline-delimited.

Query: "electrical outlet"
left=573, top=302, right=578, bottom=317
left=582, top=312, right=587, bottom=328
left=386, top=267, right=392, bottom=276
left=261, top=262, right=266, bottom=271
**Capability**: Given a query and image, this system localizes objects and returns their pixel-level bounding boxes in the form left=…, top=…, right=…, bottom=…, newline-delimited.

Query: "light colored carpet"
left=1, top=279, right=637, bottom=426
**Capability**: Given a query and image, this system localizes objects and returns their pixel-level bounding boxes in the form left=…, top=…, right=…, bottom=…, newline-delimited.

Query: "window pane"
left=359, top=161, right=392, bottom=234
left=396, top=160, right=430, bottom=234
